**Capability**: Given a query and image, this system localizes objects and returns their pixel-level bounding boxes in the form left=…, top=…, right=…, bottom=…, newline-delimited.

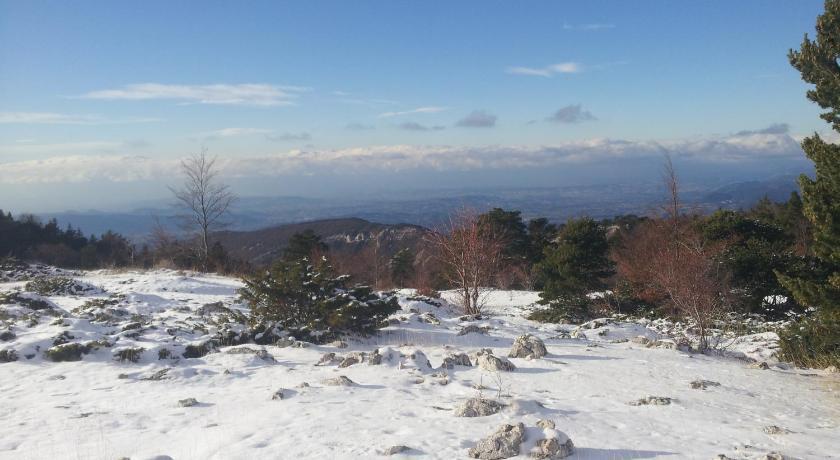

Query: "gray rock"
left=274, top=337, right=297, bottom=348
left=369, top=349, right=383, bottom=365
left=441, top=353, right=472, bottom=369
left=178, top=398, right=198, bottom=407
left=763, top=453, right=787, bottom=460
left=536, top=419, right=555, bottom=430
left=321, top=375, right=355, bottom=386
left=454, top=398, right=504, bottom=417
left=382, top=445, right=410, bottom=455
left=629, top=396, right=672, bottom=406
left=750, top=361, right=770, bottom=370
left=419, top=312, right=440, bottom=325
left=331, top=340, right=349, bottom=349
left=631, top=336, right=651, bottom=345
left=142, top=368, right=170, bottom=381
left=271, top=389, right=286, bottom=400
left=339, top=352, right=365, bottom=368
left=317, top=352, right=341, bottom=366
left=508, top=334, right=547, bottom=359
left=458, top=324, right=489, bottom=336
left=530, top=436, right=574, bottom=459
left=763, top=425, right=792, bottom=435
left=476, top=349, right=516, bottom=372
left=690, top=379, right=721, bottom=390
left=468, top=423, right=526, bottom=459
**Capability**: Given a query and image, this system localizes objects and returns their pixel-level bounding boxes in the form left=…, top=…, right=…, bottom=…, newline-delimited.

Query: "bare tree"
left=169, top=149, right=236, bottom=271
left=427, top=209, right=504, bottom=315
left=614, top=157, right=731, bottom=350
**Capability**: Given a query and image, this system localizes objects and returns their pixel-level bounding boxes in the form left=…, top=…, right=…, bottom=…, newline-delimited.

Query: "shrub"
left=778, top=309, right=840, bottom=369
left=183, top=341, right=213, bottom=359
left=114, top=347, right=145, bottom=363
left=528, top=297, right=592, bottom=324
left=240, top=258, right=400, bottom=343
left=0, top=349, right=17, bottom=363
left=25, top=276, right=98, bottom=296
left=0, top=292, right=53, bottom=310
left=44, top=343, right=91, bottom=362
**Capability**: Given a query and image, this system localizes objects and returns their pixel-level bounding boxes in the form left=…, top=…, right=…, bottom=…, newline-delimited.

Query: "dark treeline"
left=0, top=211, right=247, bottom=273
left=0, top=211, right=135, bottom=268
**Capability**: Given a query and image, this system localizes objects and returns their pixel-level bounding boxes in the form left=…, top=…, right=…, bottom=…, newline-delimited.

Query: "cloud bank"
left=78, top=83, right=307, bottom=106
left=0, top=127, right=806, bottom=185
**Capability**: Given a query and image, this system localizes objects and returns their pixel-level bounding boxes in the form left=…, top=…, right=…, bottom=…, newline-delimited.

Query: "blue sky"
left=0, top=0, right=830, bottom=211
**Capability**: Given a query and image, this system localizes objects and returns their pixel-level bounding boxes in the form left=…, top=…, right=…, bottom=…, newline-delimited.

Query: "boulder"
left=321, top=375, right=355, bottom=386
left=271, top=389, right=286, bottom=400
left=628, top=396, right=672, bottom=406
left=631, top=336, right=651, bottom=345
left=339, top=352, right=365, bottom=368
left=763, top=425, right=791, bottom=435
left=690, top=379, right=721, bottom=390
left=476, top=349, right=516, bottom=372
left=441, top=353, right=472, bottom=369
left=468, top=423, right=526, bottom=459
left=453, top=398, right=504, bottom=417
left=508, top=334, right=547, bottom=359
left=536, top=419, right=555, bottom=430
left=530, top=436, right=574, bottom=459
left=458, top=324, right=490, bottom=336
left=316, top=352, right=341, bottom=366
left=750, top=361, right=770, bottom=370
left=178, top=398, right=198, bottom=407
left=382, top=445, right=410, bottom=456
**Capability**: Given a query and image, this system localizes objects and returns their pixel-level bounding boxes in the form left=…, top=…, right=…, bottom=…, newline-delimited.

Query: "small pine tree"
left=284, top=230, right=328, bottom=262
left=389, top=248, right=415, bottom=288
left=239, top=257, right=399, bottom=343
left=776, top=0, right=840, bottom=367
left=532, top=218, right=614, bottom=323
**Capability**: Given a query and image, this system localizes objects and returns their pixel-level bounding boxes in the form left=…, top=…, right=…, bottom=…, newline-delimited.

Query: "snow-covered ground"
left=0, top=269, right=838, bottom=459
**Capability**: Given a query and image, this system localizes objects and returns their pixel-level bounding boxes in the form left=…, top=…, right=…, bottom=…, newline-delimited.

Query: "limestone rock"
left=690, top=379, right=721, bottom=390
left=178, top=398, right=198, bottom=407
left=629, top=396, right=672, bottom=406
left=321, top=375, right=355, bottom=386
left=453, top=398, right=504, bottom=417
left=467, top=423, right=526, bottom=459
left=476, top=349, right=516, bottom=372
left=441, top=353, right=472, bottom=369
left=508, top=334, right=547, bottom=359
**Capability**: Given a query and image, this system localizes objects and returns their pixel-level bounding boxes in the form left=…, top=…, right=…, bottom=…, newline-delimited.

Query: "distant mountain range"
left=38, top=174, right=802, bottom=242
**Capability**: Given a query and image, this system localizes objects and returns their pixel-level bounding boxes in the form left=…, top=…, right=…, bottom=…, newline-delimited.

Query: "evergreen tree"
left=240, top=258, right=399, bottom=342
left=526, top=217, right=557, bottom=264
left=776, top=1, right=840, bottom=367
left=703, top=210, right=799, bottom=317
left=532, top=218, right=614, bottom=323
left=283, top=229, right=328, bottom=262
left=389, top=248, right=415, bottom=287
left=780, top=2, right=840, bottom=311
left=478, top=208, right=530, bottom=264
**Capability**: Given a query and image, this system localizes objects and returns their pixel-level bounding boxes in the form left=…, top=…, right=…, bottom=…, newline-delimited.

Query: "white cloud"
left=0, top=128, right=808, bottom=184
left=378, top=106, right=448, bottom=118
left=78, top=83, right=307, bottom=106
left=205, top=127, right=274, bottom=138
left=562, top=23, right=615, bottom=31
left=506, top=62, right=582, bottom=77
left=0, top=112, right=161, bottom=125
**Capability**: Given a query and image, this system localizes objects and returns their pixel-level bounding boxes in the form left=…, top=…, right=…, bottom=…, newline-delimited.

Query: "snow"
left=1, top=269, right=838, bottom=459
